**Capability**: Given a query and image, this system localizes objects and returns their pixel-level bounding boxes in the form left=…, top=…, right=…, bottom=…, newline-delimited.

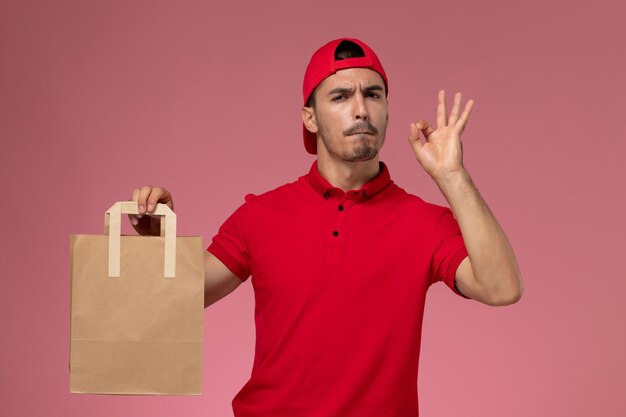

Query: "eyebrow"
left=327, top=84, right=385, bottom=95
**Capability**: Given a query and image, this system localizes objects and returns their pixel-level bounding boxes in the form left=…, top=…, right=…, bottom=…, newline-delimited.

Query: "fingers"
left=136, top=185, right=154, bottom=215
left=437, top=90, right=474, bottom=130
left=127, top=186, right=173, bottom=236
left=456, top=99, right=474, bottom=131
left=129, top=186, right=152, bottom=227
left=408, top=120, right=434, bottom=139
left=416, top=120, right=435, bottom=138
left=148, top=186, right=173, bottom=211
left=129, top=189, right=140, bottom=225
left=130, top=185, right=173, bottom=220
left=448, top=92, right=462, bottom=125
left=436, top=90, right=447, bottom=128
left=408, top=122, right=421, bottom=144
left=408, top=120, right=435, bottom=149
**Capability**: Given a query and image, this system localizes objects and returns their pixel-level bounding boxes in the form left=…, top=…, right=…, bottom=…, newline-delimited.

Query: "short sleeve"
left=207, top=201, right=252, bottom=282
left=430, top=208, right=470, bottom=299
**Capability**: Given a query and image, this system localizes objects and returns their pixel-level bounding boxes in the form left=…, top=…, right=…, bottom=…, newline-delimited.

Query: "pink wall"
left=2, top=0, right=625, bottom=415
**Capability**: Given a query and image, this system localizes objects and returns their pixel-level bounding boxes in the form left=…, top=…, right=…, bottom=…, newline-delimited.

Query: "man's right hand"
left=128, top=185, right=243, bottom=307
left=129, top=186, right=174, bottom=236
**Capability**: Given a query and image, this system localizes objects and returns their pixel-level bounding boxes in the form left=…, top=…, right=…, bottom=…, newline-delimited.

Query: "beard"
left=345, top=135, right=382, bottom=161
left=318, top=120, right=387, bottom=162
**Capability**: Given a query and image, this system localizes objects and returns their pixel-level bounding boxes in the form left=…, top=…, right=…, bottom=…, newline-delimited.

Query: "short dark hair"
left=334, top=40, right=366, bottom=60
left=305, top=40, right=366, bottom=108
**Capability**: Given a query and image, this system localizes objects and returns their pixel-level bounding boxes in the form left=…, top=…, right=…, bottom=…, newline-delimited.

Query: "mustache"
left=343, top=121, right=378, bottom=136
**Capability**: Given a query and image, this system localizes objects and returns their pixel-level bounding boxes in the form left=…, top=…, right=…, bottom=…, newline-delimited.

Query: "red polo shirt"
left=208, top=161, right=468, bottom=417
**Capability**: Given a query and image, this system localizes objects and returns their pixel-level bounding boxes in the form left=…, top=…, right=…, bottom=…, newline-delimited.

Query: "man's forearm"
left=435, top=169, right=524, bottom=304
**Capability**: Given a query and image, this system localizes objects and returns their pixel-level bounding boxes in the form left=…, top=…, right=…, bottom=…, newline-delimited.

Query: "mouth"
left=344, top=122, right=379, bottom=137
left=347, top=131, right=374, bottom=136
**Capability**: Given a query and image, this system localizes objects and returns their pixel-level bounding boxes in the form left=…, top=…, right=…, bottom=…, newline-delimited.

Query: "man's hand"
left=126, top=186, right=242, bottom=307
left=128, top=186, right=174, bottom=236
left=408, top=90, right=474, bottom=181
left=407, top=91, right=523, bottom=305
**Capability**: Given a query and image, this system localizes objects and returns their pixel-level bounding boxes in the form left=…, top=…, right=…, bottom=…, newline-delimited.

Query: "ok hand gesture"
left=408, top=90, right=474, bottom=181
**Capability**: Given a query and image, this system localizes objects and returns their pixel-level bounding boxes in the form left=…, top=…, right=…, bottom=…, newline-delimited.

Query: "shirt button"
left=338, top=205, right=344, bottom=211
left=333, top=231, right=339, bottom=237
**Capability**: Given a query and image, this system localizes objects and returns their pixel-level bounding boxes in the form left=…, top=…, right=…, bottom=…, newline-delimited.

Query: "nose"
left=354, top=93, right=369, bottom=120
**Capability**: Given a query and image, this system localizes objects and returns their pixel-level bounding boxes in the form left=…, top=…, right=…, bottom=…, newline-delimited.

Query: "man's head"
left=301, top=38, right=389, bottom=158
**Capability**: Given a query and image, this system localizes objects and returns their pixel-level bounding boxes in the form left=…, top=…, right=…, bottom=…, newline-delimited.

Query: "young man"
left=130, top=38, right=523, bottom=416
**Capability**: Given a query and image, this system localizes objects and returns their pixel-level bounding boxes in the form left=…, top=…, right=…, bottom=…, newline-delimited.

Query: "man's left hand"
left=408, top=90, right=474, bottom=181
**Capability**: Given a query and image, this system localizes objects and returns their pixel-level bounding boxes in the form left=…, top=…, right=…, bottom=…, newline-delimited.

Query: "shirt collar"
left=305, top=160, right=392, bottom=201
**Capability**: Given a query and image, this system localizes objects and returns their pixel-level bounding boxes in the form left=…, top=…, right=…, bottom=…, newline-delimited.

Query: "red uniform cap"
left=302, top=38, right=388, bottom=154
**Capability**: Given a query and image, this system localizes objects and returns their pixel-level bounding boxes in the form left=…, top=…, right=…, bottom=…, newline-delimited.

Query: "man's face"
left=303, top=68, right=388, bottom=162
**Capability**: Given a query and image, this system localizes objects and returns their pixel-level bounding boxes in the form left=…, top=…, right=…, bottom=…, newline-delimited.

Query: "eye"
left=366, top=92, right=381, bottom=99
left=331, top=95, right=348, bottom=102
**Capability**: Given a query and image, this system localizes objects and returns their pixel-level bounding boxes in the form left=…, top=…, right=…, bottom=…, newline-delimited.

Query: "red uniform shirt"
left=208, top=161, right=468, bottom=417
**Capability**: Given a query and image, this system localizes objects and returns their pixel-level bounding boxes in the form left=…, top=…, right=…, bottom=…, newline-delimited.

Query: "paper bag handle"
left=104, top=201, right=176, bottom=278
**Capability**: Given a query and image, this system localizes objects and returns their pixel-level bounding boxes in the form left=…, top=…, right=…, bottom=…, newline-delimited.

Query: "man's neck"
left=316, top=155, right=381, bottom=192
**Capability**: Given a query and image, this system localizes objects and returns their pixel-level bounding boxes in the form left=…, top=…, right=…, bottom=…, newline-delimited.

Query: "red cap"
left=302, top=38, right=388, bottom=154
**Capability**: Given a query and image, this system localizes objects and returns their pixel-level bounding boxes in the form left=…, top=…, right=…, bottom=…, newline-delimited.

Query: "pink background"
left=1, top=0, right=625, bottom=415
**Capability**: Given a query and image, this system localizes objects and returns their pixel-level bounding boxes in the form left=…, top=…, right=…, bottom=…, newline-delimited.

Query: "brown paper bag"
left=69, top=202, right=204, bottom=395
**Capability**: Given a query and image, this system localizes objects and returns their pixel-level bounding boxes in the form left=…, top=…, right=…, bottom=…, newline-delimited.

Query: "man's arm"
left=130, top=186, right=243, bottom=308
left=437, top=170, right=523, bottom=306
left=408, top=91, right=524, bottom=306
left=203, top=251, right=242, bottom=308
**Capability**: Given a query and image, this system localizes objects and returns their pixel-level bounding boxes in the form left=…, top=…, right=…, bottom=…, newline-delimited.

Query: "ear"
left=301, top=106, right=318, bottom=134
